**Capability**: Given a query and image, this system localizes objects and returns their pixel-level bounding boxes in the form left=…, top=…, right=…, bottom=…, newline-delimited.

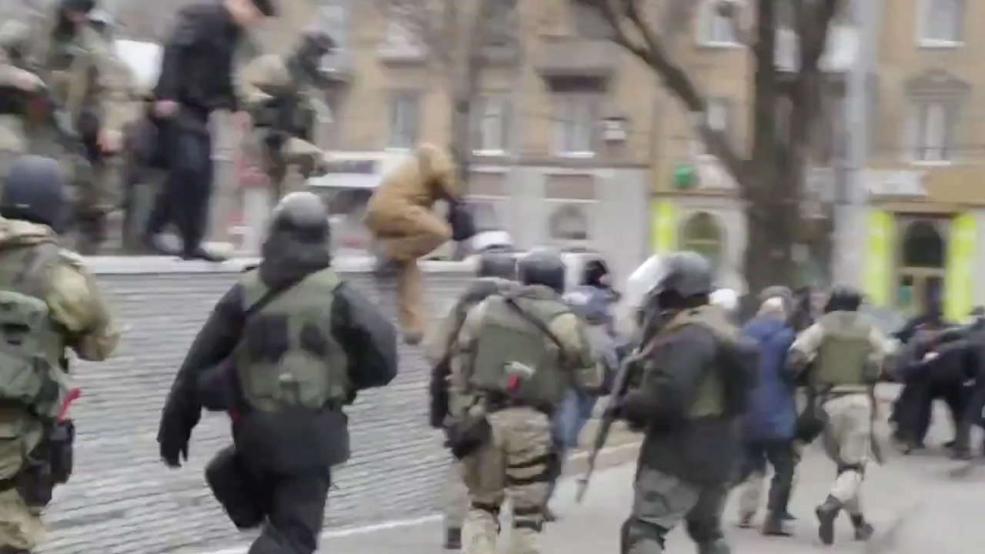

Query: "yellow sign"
left=945, top=213, right=976, bottom=322
left=651, top=200, right=678, bottom=254
left=863, top=211, right=894, bottom=307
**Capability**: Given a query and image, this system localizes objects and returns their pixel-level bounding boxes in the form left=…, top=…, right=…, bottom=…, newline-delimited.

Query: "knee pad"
left=837, top=463, right=865, bottom=476
left=471, top=501, right=500, bottom=517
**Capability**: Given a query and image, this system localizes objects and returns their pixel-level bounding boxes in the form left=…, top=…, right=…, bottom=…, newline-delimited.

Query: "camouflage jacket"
left=0, top=218, right=119, bottom=361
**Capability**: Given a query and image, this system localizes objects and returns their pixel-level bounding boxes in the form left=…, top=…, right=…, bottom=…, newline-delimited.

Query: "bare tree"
left=375, top=0, right=515, bottom=187
left=577, top=0, right=841, bottom=292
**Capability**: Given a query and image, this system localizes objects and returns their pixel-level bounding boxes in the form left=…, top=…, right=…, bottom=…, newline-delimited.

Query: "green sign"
left=673, top=165, right=697, bottom=190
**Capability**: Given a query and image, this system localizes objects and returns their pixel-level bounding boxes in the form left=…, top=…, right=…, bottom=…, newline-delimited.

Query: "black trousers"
left=247, top=464, right=332, bottom=554
left=146, top=121, right=214, bottom=254
left=739, top=439, right=796, bottom=515
left=895, top=380, right=967, bottom=446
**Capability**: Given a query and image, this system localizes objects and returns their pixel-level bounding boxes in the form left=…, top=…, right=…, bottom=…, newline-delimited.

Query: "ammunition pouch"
left=8, top=420, right=74, bottom=508
left=205, top=446, right=264, bottom=530
left=48, top=420, right=74, bottom=485
left=445, top=415, right=491, bottom=460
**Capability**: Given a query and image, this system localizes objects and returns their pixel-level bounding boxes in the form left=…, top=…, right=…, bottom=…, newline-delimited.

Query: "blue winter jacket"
left=741, top=316, right=797, bottom=441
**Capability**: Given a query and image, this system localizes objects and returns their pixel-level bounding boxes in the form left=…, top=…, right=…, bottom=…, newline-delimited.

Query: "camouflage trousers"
left=622, top=465, right=730, bottom=554
left=0, top=488, right=43, bottom=552
left=821, top=393, right=872, bottom=513
left=254, top=132, right=325, bottom=199
left=461, top=407, right=554, bottom=554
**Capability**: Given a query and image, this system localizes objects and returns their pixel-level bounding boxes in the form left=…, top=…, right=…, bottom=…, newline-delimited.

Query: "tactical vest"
left=812, top=311, right=874, bottom=388
left=236, top=269, right=351, bottom=413
left=470, top=294, right=572, bottom=410
left=0, top=244, right=68, bottom=420
left=656, top=306, right=741, bottom=419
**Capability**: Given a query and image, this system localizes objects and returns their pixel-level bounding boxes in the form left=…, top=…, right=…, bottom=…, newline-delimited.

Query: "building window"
left=549, top=204, right=591, bottom=241
left=909, top=100, right=957, bottom=164
left=919, top=0, right=964, bottom=46
left=389, top=92, right=420, bottom=150
left=554, top=95, right=598, bottom=157
left=681, top=212, right=724, bottom=268
left=699, top=0, right=740, bottom=46
left=472, top=96, right=511, bottom=155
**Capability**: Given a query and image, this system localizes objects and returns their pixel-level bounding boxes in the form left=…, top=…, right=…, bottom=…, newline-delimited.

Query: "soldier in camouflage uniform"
left=425, top=251, right=518, bottom=550
left=449, top=250, right=601, bottom=554
left=240, top=30, right=334, bottom=200
left=0, top=22, right=44, bottom=181
left=32, top=0, right=130, bottom=254
left=0, top=156, right=118, bottom=554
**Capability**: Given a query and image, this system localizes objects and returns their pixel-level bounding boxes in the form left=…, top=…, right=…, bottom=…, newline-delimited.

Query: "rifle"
left=575, top=354, right=637, bottom=503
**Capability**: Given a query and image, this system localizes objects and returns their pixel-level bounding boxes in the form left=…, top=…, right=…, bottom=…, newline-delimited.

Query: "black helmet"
left=1, top=156, right=67, bottom=232
left=61, top=0, right=96, bottom=13
left=825, top=286, right=862, bottom=313
left=518, top=250, right=565, bottom=293
left=649, top=251, right=713, bottom=300
left=293, top=29, right=336, bottom=85
left=477, top=252, right=516, bottom=280
left=268, top=192, right=329, bottom=243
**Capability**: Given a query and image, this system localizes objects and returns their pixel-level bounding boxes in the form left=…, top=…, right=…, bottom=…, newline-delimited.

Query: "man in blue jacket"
left=736, top=296, right=798, bottom=536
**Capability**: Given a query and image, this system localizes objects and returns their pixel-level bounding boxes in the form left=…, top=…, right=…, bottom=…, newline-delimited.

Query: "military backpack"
left=0, top=244, right=67, bottom=420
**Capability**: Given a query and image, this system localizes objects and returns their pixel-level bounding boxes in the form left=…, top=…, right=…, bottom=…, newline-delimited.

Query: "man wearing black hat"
left=147, top=0, right=274, bottom=262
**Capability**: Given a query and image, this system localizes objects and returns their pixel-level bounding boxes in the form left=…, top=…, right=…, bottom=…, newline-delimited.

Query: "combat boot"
left=696, top=539, right=731, bottom=554
left=444, top=527, right=462, bottom=550
left=850, top=514, right=874, bottom=541
left=816, top=496, right=842, bottom=545
left=761, top=512, right=793, bottom=537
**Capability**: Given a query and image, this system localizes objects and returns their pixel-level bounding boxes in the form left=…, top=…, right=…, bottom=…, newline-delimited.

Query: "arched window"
left=681, top=212, right=724, bottom=268
left=549, top=204, right=590, bottom=241
left=902, top=220, right=945, bottom=268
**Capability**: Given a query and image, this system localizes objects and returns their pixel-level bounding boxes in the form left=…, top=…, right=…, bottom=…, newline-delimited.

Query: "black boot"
left=816, top=496, right=842, bottom=546
left=851, top=514, right=874, bottom=541
left=762, top=512, right=793, bottom=537
left=444, top=527, right=462, bottom=550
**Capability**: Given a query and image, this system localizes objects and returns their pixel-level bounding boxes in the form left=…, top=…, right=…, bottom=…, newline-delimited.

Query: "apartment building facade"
left=647, top=0, right=985, bottom=319
left=293, top=0, right=652, bottom=282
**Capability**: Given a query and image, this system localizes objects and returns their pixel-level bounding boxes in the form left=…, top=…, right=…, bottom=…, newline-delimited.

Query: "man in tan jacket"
left=366, top=144, right=459, bottom=344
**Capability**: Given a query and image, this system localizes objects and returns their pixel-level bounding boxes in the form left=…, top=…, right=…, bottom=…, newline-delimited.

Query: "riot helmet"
left=268, top=192, right=329, bottom=243
left=1, top=156, right=68, bottom=232
left=518, top=249, right=565, bottom=293
left=477, top=251, right=516, bottom=280
left=291, top=29, right=336, bottom=86
left=824, top=286, right=862, bottom=313
left=62, top=0, right=96, bottom=13
left=645, top=251, right=713, bottom=310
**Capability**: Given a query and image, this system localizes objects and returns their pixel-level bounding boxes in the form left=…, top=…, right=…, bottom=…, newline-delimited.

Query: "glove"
left=158, top=408, right=193, bottom=468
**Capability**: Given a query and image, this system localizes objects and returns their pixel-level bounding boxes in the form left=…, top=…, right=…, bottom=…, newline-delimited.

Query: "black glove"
left=444, top=415, right=491, bottom=460
left=158, top=407, right=193, bottom=468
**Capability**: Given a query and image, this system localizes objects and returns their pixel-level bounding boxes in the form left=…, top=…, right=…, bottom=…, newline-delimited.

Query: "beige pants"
left=365, top=204, right=451, bottom=337
left=821, top=394, right=872, bottom=512
left=0, top=488, right=44, bottom=551
left=462, top=407, right=553, bottom=554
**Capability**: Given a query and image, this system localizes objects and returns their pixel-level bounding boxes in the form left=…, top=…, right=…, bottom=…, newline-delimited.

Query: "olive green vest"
left=471, top=293, right=572, bottom=409
left=659, top=305, right=739, bottom=419
left=812, top=311, right=874, bottom=388
left=236, top=268, right=351, bottom=413
left=0, top=243, right=68, bottom=420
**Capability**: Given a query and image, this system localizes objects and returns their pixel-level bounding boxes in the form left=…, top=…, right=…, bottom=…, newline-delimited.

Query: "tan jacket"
left=366, top=144, right=459, bottom=221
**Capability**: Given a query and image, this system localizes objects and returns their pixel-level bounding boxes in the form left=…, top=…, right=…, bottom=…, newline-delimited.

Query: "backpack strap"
left=502, top=294, right=569, bottom=365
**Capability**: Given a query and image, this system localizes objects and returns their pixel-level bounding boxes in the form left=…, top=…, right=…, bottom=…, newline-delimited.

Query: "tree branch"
left=581, top=0, right=746, bottom=180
